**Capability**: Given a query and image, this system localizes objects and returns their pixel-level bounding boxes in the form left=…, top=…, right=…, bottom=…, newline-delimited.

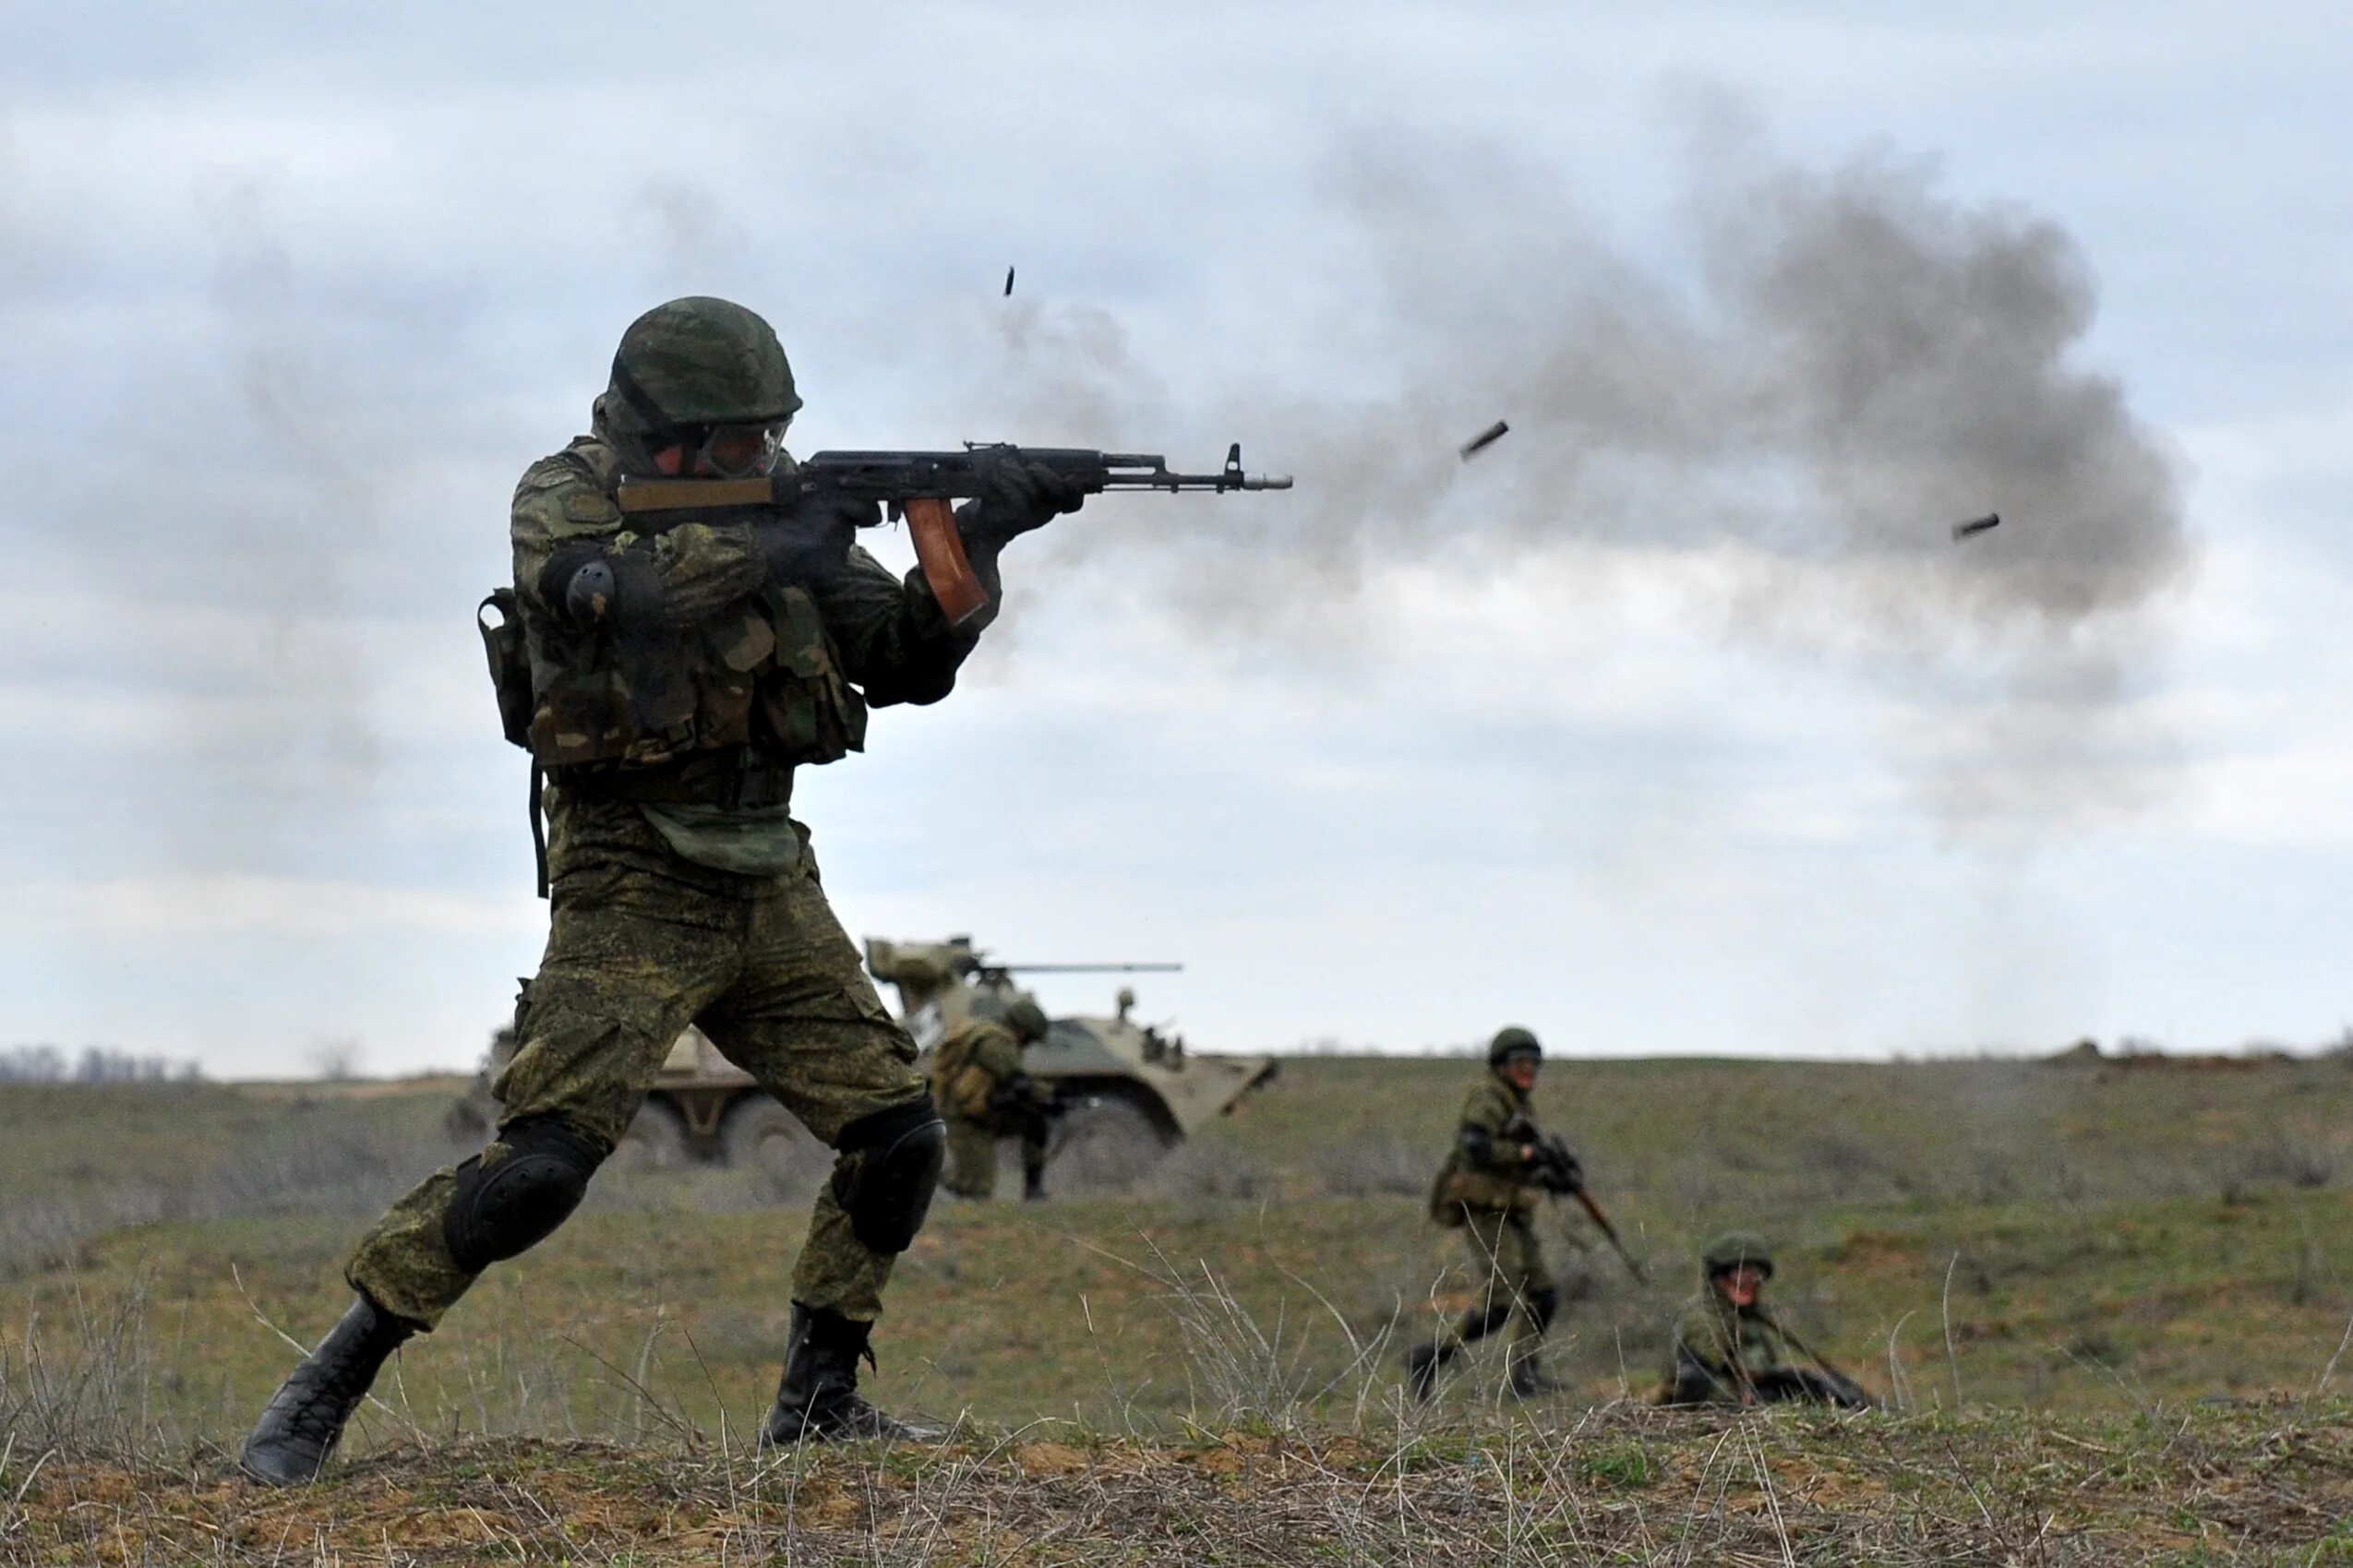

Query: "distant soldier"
left=1407, top=1026, right=1575, bottom=1400
left=932, top=996, right=1059, bottom=1201
left=1659, top=1232, right=1870, bottom=1408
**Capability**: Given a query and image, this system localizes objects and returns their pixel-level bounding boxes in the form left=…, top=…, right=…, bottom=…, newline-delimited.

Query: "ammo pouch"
left=477, top=590, right=535, bottom=750
left=930, top=1033, right=995, bottom=1120
left=1427, top=1159, right=1470, bottom=1227
left=1428, top=1158, right=1523, bottom=1227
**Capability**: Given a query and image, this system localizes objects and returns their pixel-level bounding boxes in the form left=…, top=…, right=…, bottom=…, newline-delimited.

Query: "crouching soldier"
left=1660, top=1232, right=1871, bottom=1408
left=932, top=996, right=1059, bottom=1201
left=1407, top=1026, right=1574, bottom=1401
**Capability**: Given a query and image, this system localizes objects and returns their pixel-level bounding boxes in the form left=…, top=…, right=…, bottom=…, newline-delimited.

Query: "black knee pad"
left=1526, top=1286, right=1561, bottom=1334
left=829, top=1096, right=945, bottom=1254
left=444, top=1117, right=606, bottom=1272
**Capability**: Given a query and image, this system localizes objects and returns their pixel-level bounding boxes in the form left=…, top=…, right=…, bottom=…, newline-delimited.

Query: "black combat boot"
left=1405, top=1338, right=1458, bottom=1403
left=1506, top=1343, right=1563, bottom=1398
left=760, top=1303, right=943, bottom=1444
left=238, top=1295, right=417, bottom=1485
left=1021, top=1165, right=1048, bottom=1203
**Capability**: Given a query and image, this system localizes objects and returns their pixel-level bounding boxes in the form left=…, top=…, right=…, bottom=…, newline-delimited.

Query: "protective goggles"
left=688, top=420, right=789, bottom=479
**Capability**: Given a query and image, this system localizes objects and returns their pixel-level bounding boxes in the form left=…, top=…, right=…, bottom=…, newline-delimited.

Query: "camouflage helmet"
left=1702, top=1231, right=1775, bottom=1281
left=603, top=296, right=802, bottom=449
left=1003, top=996, right=1050, bottom=1043
left=1487, top=1025, right=1543, bottom=1067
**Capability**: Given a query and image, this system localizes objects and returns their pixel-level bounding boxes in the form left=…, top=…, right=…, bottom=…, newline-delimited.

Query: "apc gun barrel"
left=998, top=963, right=1184, bottom=974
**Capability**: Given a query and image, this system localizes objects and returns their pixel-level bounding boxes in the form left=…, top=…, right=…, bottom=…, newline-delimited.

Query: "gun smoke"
left=976, top=135, right=2192, bottom=832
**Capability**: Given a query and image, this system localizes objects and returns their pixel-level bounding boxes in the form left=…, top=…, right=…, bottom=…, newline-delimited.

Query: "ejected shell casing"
left=1951, top=512, right=2000, bottom=541
left=1003, top=266, right=1015, bottom=297
left=1459, top=420, right=1510, bottom=459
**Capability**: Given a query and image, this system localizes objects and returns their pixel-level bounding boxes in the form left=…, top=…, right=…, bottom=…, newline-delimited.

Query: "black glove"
left=957, top=459, right=1086, bottom=553
left=762, top=495, right=876, bottom=588
left=1532, top=1139, right=1583, bottom=1194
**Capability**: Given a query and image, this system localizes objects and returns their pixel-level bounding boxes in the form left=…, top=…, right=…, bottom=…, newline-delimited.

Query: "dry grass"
left=8, top=1403, right=2353, bottom=1565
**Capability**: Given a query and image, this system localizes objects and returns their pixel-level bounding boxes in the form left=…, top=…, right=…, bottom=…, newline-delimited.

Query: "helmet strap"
left=606, top=355, right=679, bottom=442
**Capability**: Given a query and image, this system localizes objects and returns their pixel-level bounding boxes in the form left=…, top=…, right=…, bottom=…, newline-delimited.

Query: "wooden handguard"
left=904, top=497, right=989, bottom=626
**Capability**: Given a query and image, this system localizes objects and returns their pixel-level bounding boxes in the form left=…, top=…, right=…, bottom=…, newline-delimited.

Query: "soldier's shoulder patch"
left=514, top=456, right=580, bottom=495
left=563, top=490, right=621, bottom=524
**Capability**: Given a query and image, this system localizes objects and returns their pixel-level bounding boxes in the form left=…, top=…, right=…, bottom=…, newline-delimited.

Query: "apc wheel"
left=724, top=1096, right=820, bottom=1193
left=1055, top=1094, right=1179, bottom=1191
left=611, top=1099, right=690, bottom=1172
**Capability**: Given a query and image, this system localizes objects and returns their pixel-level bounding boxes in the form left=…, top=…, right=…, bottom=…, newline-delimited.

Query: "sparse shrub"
left=1310, top=1134, right=1426, bottom=1198
left=1967, top=1145, right=2021, bottom=1203
left=1802, top=1130, right=1886, bottom=1199
left=2216, top=1124, right=2336, bottom=1203
left=1578, top=1442, right=1653, bottom=1488
left=1141, top=1143, right=1267, bottom=1201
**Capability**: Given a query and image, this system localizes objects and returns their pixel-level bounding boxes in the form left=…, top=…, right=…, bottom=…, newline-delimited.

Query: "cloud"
left=0, top=874, right=533, bottom=939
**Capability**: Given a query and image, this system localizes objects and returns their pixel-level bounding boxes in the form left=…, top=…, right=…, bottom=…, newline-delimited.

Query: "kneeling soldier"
left=932, top=996, right=1058, bottom=1201
left=1660, top=1232, right=1870, bottom=1408
left=1408, top=1026, right=1574, bottom=1401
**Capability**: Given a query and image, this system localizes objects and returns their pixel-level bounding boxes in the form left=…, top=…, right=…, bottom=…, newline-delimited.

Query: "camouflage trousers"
left=346, top=796, right=927, bottom=1328
left=1462, top=1208, right=1555, bottom=1341
left=942, top=1111, right=1048, bottom=1200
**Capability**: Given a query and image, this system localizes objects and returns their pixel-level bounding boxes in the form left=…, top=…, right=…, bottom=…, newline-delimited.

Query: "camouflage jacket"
left=1668, top=1292, right=1790, bottom=1397
left=511, top=435, right=979, bottom=868
left=930, top=1019, right=1046, bottom=1121
left=1432, top=1075, right=1541, bottom=1219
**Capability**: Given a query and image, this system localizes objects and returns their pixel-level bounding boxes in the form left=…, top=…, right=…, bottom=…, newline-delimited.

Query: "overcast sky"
left=3, top=3, right=2349, bottom=1076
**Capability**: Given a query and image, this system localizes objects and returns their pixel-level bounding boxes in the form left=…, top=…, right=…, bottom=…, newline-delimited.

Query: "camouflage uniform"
left=346, top=423, right=970, bottom=1328
left=930, top=1017, right=1053, bottom=1200
left=1663, top=1292, right=1793, bottom=1406
left=1435, top=1076, right=1558, bottom=1332
left=240, top=295, right=1082, bottom=1484
left=1658, top=1234, right=1869, bottom=1408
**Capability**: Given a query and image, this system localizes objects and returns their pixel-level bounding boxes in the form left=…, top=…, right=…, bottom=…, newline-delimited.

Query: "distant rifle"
left=982, top=961, right=1182, bottom=980
left=1752, top=1309, right=1874, bottom=1410
left=1525, top=1131, right=1650, bottom=1286
left=615, top=443, right=1292, bottom=626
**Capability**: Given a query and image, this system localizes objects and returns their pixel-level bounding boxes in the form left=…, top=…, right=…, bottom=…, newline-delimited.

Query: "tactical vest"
left=1427, top=1081, right=1537, bottom=1224
left=1428, top=1157, right=1534, bottom=1226
left=930, top=1022, right=1004, bottom=1120
left=481, top=443, right=867, bottom=788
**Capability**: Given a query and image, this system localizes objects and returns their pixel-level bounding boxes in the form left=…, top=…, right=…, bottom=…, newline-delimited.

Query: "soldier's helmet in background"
left=1702, top=1231, right=1776, bottom=1281
left=1487, top=1025, right=1543, bottom=1067
left=1004, top=996, right=1051, bottom=1043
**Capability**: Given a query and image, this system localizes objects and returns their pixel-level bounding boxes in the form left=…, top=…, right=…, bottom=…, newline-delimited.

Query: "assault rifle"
left=1525, top=1131, right=1651, bottom=1286
left=1749, top=1309, right=1874, bottom=1410
left=615, top=443, right=1292, bottom=626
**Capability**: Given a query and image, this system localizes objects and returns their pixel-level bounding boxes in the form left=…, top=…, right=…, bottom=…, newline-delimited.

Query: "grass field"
left=7, top=1051, right=2353, bottom=1562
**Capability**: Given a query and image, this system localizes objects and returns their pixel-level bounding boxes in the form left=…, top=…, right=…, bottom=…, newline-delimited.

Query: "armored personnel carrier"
left=864, top=936, right=1278, bottom=1164
left=445, top=1025, right=806, bottom=1179
left=449, top=935, right=1274, bottom=1179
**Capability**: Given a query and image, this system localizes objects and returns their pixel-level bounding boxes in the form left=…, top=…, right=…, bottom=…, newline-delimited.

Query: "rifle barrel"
left=998, top=963, right=1183, bottom=974
left=1757, top=1309, right=1867, bottom=1400
left=1568, top=1189, right=1651, bottom=1286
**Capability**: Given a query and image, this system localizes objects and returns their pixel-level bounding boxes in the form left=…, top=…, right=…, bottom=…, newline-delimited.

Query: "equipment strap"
left=529, top=764, right=549, bottom=899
